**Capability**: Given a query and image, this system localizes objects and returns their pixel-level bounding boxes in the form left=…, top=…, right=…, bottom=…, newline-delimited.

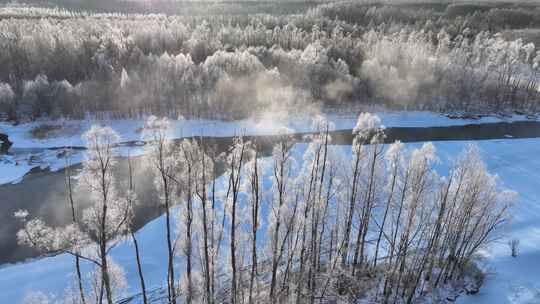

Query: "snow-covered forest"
left=14, top=114, right=515, bottom=303
left=1, top=1, right=540, bottom=304
left=2, top=1, right=540, bottom=120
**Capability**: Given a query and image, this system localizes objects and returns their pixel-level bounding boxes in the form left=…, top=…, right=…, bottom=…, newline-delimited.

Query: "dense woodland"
left=0, top=2, right=526, bottom=303
left=16, top=113, right=514, bottom=304
left=2, top=1, right=540, bottom=120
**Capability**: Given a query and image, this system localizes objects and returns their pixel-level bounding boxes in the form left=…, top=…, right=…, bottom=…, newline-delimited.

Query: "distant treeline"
left=0, top=0, right=322, bottom=15
left=1, top=1, right=540, bottom=120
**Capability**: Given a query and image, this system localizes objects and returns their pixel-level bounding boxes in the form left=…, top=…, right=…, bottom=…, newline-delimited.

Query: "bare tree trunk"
left=296, top=134, right=322, bottom=304
left=309, top=128, right=329, bottom=304
left=185, top=156, right=194, bottom=304
left=97, top=150, right=114, bottom=304
left=296, top=172, right=314, bottom=304
left=127, top=155, right=148, bottom=304
left=383, top=170, right=410, bottom=302
left=198, top=146, right=212, bottom=304
left=248, top=149, right=260, bottom=304
left=229, top=139, right=246, bottom=304
left=424, top=176, right=453, bottom=283
left=270, top=139, right=290, bottom=300
left=281, top=194, right=302, bottom=295
left=341, top=154, right=361, bottom=266
left=164, top=182, right=176, bottom=303
left=64, top=155, right=87, bottom=304
left=317, top=173, right=334, bottom=271
left=131, top=231, right=148, bottom=304
left=373, top=157, right=398, bottom=268
left=100, top=199, right=113, bottom=304
left=210, top=162, right=219, bottom=302
left=156, top=142, right=177, bottom=304
left=352, top=142, right=381, bottom=275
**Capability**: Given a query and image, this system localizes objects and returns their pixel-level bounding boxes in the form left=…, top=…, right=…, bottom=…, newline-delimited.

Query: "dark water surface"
left=1, top=121, right=540, bottom=265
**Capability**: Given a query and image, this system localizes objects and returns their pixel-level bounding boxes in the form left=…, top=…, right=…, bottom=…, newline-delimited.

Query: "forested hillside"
left=2, top=1, right=540, bottom=120
left=0, top=2, right=537, bottom=304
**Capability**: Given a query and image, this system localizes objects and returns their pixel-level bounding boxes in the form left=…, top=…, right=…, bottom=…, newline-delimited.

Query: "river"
left=1, top=121, right=540, bottom=266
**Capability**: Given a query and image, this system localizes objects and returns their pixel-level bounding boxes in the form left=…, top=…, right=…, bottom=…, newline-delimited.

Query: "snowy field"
left=0, top=137, right=539, bottom=303
left=0, top=111, right=536, bottom=186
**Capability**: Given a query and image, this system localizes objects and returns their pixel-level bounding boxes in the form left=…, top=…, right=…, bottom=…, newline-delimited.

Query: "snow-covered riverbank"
left=1, top=111, right=536, bottom=186
left=1, top=111, right=534, bottom=149
left=1, top=137, right=539, bottom=303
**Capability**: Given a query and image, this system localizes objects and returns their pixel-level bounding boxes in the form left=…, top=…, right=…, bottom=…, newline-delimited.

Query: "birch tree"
left=143, top=116, right=179, bottom=303
left=17, top=125, right=130, bottom=304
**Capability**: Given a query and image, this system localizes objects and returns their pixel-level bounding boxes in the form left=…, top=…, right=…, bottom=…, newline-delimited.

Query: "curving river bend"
left=2, top=121, right=540, bottom=266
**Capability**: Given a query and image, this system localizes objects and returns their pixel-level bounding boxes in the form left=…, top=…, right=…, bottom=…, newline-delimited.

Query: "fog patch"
left=359, top=34, right=438, bottom=108
left=324, top=78, right=354, bottom=103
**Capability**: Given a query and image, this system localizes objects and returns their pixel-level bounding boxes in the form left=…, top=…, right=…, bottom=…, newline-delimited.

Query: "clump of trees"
left=16, top=113, right=515, bottom=303
left=1, top=2, right=540, bottom=120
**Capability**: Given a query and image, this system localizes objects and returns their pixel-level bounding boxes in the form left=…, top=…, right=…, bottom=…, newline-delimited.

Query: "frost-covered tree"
left=17, top=126, right=129, bottom=304
left=78, top=126, right=129, bottom=304
left=2, top=5, right=540, bottom=119
left=341, top=112, right=382, bottom=267
left=0, top=82, right=15, bottom=119
left=245, top=143, right=261, bottom=304
left=125, top=154, right=148, bottom=304
left=142, top=115, right=179, bottom=303
left=15, top=108, right=517, bottom=303
left=267, top=133, right=294, bottom=300
left=222, top=136, right=250, bottom=304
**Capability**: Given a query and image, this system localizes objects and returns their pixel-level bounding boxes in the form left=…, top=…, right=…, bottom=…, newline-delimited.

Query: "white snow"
left=0, top=111, right=534, bottom=149
left=0, top=146, right=147, bottom=186
left=0, top=155, right=35, bottom=185
left=1, top=110, right=539, bottom=303
left=1, top=111, right=534, bottom=186
left=453, top=140, right=540, bottom=304
left=0, top=137, right=539, bottom=303
left=389, top=138, right=540, bottom=304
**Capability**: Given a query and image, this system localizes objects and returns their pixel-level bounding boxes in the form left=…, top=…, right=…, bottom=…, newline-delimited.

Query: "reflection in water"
left=0, top=136, right=277, bottom=265
left=0, top=156, right=158, bottom=264
left=1, top=121, right=540, bottom=265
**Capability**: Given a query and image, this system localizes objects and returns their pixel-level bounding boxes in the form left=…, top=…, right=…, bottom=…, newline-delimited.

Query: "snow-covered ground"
left=0, top=137, right=539, bottom=303
left=0, top=146, right=146, bottom=186
left=0, top=155, right=37, bottom=185
left=0, top=111, right=534, bottom=149
left=454, top=140, right=540, bottom=304
left=0, top=111, right=536, bottom=186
